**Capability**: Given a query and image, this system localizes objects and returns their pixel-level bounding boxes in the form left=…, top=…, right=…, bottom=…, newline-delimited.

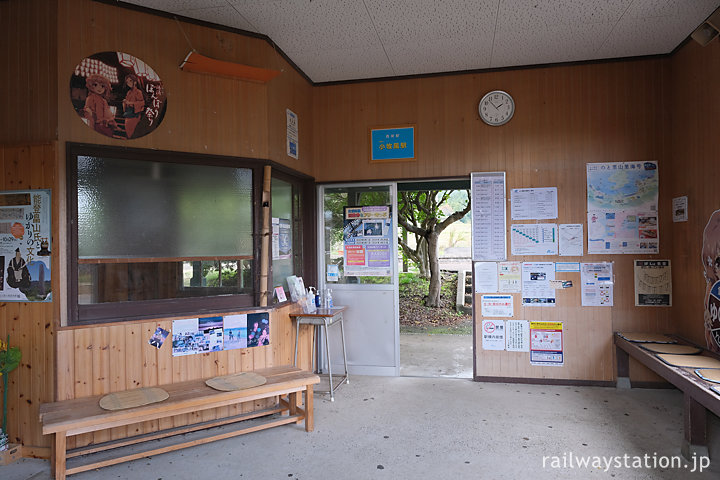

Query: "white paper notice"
left=511, top=224, right=558, bottom=256
left=475, top=262, right=499, bottom=293
left=506, top=320, right=530, bottom=352
left=498, top=261, right=522, bottom=293
left=521, top=262, right=556, bottom=306
left=559, top=224, right=584, bottom=256
left=286, top=109, right=298, bottom=159
left=481, top=295, right=514, bottom=317
left=511, top=187, right=558, bottom=220
left=581, top=262, right=614, bottom=306
left=672, top=196, right=688, bottom=223
left=481, top=320, right=505, bottom=350
left=471, top=172, right=507, bottom=261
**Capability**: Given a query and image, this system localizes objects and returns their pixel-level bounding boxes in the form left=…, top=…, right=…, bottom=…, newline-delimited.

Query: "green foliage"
left=0, top=339, right=21, bottom=375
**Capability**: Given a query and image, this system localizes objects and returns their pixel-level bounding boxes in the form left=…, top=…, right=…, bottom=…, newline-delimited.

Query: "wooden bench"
left=614, top=333, right=720, bottom=460
left=39, top=365, right=319, bottom=480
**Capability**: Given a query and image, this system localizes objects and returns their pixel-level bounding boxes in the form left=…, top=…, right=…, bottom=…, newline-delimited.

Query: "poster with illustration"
left=247, top=313, right=270, bottom=347
left=70, top=52, right=167, bottom=140
left=223, top=314, right=248, bottom=350
left=343, top=206, right=392, bottom=277
left=0, top=190, right=52, bottom=302
left=702, top=210, right=720, bottom=352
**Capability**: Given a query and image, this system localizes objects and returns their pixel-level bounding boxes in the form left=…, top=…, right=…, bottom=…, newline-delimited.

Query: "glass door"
left=318, top=183, right=399, bottom=376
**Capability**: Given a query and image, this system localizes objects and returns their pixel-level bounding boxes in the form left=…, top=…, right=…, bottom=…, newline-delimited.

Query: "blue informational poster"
left=370, top=126, right=415, bottom=162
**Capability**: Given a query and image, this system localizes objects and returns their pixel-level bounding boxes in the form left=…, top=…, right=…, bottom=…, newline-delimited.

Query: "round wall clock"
left=478, top=90, right=514, bottom=126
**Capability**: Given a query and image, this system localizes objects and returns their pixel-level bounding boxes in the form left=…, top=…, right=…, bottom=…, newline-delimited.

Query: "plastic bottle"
left=325, top=289, right=333, bottom=308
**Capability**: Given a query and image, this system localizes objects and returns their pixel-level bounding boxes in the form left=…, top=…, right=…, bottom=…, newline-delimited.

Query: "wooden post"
left=259, top=166, right=272, bottom=306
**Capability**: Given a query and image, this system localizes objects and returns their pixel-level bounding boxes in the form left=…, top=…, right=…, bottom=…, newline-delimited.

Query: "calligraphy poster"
left=0, top=190, right=51, bottom=302
left=343, top=206, right=392, bottom=276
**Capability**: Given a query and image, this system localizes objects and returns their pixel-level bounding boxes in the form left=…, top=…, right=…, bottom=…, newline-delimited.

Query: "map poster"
left=634, top=260, right=672, bottom=306
left=530, top=321, right=563, bottom=366
left=581, top=262, right=614, bottom=306
left=343, top=206, right=392, bottom=277
left=559, top=224, right=583, bottom=256
left=0, top=189, right=52, bottom=302
left=587, top=161, right=659, bottom=254
left=481, top=319, right=505, bottom=350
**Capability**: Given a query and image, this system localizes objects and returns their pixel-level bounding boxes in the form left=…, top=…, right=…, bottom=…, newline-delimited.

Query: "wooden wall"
left=312, top=59, right=674, bottom=383
left=667, top=39, right=720, bottom=346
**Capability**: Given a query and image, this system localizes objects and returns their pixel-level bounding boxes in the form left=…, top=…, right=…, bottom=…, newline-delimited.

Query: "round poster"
left=70, top=52, right=167, bottom=140
left=702, top=209, right=720, bottom=352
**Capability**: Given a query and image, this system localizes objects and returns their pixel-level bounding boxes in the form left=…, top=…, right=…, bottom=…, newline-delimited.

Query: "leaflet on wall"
left=326, top=264, right=339, bottom=282
left=559, top=224, right=584, bottom=256
left=481, top=295, right=514, bottom=317
left=634, top=260, right=672, bottom=306
left=272, top=217, right=280, bottom=260
left=148, top=327, right=169, bottom=349
left=286, top=109, right=298, bottom=159
left=521, top=262, right=556, bottom=306
left=555, top=262, right=580, bottom=273
left=511, top=224, right=558, bottom=256
left=343, top=206, right=392, bottom=276
left=506, top=320, right=530, bottom=352
left=587, top=162, right=659, bottom=254
left=530, top=321, right=564, bottom=366
left=498, top=261, right=522, bottom=293
left=581, top=262, right=614, bottom=306
left=172, top=318, right=201, bottom=356
left=474, top=262, right=499, bottom=293
left=0, top=189, right=52, bottom=302
left=672, top=196, right=688, bottom=223
left=471, top=172, right=507, bottom=261
left=510, top=187, right=558, bottom=220
left=278, top=218, right=292, bottom=259
left=481, top=320, right=505, bottom=350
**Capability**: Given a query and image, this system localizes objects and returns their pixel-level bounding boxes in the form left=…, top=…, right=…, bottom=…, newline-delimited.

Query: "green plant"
left=0, top=335, right=21, bottom=436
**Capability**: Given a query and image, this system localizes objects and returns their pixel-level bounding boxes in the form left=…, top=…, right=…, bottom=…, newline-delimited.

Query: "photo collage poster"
left=172, top=312, right=270, bottom=357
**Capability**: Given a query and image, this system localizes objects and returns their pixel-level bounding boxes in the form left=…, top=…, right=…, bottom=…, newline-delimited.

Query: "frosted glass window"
left=78, top=156, right=253, bottom=259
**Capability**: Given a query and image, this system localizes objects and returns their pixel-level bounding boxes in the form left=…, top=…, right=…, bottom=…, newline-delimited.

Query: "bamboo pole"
left=259, top=165, right=272, bottom=306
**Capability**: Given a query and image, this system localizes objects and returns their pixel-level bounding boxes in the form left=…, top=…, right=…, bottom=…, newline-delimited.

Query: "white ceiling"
left=122, top=0, right=720, bottom=83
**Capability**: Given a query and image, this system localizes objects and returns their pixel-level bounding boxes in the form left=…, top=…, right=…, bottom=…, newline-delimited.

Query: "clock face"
left=479, top=90, right=514, bottom=126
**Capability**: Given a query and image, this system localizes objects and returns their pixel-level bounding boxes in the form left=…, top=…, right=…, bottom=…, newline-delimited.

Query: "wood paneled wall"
left=667, top=40, right=720, bottom=347
left=0, top=144, right=57, bottom=456
left=312, top=59, right=674, bottom=383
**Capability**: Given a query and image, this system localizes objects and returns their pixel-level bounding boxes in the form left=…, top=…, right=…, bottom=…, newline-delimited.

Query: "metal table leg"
left=324, top=320, right=334, bottom=401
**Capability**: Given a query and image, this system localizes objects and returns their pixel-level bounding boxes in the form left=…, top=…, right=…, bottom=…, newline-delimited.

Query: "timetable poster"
left=471, top=172, right=507, bottom=261
left=343, top=206, right=392, bottom=276
left=0, top=189, right=52, bottom=302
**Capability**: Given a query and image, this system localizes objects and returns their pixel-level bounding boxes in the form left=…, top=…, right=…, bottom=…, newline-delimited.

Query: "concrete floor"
left=3, top=376, right=718, bottom=480
left=399, top=333, right=473, bottom=378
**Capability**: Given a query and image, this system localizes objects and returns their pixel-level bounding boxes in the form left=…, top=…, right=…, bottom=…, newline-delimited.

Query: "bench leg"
left=615, top=345, right=631, bottom=389
left=681, top=393, right=709, bottom=461
left=288, top=391, right=302, bottom=425
left=305, top=384, right=314, bottom=432
left=52, top=433, right=67, bottom=480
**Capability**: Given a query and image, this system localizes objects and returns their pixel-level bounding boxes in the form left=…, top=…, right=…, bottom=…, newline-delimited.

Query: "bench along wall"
left=0, top=0, right=315, bottom=455
left=312, top=58, right=673, bottom=384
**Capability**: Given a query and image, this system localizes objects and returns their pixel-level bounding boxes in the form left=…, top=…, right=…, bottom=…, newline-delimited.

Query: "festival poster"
left=247, top=313, right=270, bottom=347
left=70, top=51, right=167, bottom=140
left=343, top=206, right=392, bottom=277
left=0, top=190, right=52, bottom=302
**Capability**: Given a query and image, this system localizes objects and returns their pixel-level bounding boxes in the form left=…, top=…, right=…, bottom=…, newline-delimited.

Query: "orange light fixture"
left=180, top=51, right=281, bottom=83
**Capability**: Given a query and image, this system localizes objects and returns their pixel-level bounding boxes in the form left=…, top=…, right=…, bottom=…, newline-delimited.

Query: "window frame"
left=66, top=143, right=265, bottom=325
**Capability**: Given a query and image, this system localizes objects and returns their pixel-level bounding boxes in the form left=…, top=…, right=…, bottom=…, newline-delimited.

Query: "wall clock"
left=479, top=90, right=514, bottom=126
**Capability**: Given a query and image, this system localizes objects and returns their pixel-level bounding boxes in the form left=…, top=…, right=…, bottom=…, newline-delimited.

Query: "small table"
left=290, top=306, right=349, bottom=401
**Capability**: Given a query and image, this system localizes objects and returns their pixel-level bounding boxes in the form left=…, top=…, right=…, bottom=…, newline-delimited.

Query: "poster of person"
left=70, top=52, right=167, bottom=140
left=702, top=210, right=720, bottom=352
left=223, top=314, right=248, bottom=350
left=148, top=327, right=169, bottom=349
left=0, top=190, right=52, bottom=302
left=247, top=313, right=270, bottom=347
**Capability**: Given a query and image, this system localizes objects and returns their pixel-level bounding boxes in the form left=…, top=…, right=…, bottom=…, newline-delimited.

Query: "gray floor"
left=400, top=333, right=473, bottom=378
left=3, top=375, right=718, bottom=479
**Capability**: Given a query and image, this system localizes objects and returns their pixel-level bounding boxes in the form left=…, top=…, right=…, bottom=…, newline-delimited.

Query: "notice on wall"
left=498, top=261, right=522, bottom=293
left=521, top=262, right=556, bottom=306
left=559, top=224, right=584, bottom=257
left=634, top=260, right=672, bottom=306
left=511, top=223, right=558, bottom=256
left=0, top=189, right=52, bottom=302
left=672, top=196, right=688, bottom=223
left=475, top=261, right=499, bottom=293
left=530, top=321, right=564, bottom=366
left=286, top=108, right=298, bottom=159
left=506, top=320, right=530, bottom=352
left=555, top=262, right=580, bottom=273
left=481, top=295, right=514, bottom=317
left=343, top=206, right=392, bottom=277
left=481, top=320, right=506, bottom=350
left=511, top=187, right=558, bottom=220
left=581, top=262, right=614, bottom=306
left=172, top=313, right=269, bottom=356
left=587, top=161, right=659, bottom=254
left=471, top=172, right=507, bottom=261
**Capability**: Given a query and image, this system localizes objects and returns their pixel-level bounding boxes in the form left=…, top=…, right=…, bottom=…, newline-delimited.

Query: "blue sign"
left=370, top=126, right=415, bottom=161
